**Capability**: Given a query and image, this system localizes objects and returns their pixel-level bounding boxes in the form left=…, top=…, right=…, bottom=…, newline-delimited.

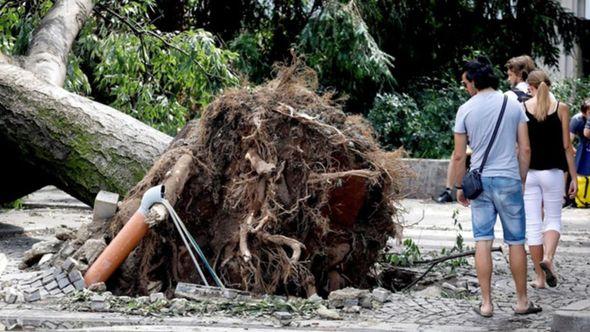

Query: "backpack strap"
left=511, top=88, right=531, bottom=102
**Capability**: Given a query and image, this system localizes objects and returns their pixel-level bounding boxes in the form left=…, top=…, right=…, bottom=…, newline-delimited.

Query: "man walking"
left=452, top=58, right=541, bottom=317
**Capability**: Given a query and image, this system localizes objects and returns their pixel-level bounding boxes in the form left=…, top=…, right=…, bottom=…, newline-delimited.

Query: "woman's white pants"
left=524, top=169, right=564, bottom=246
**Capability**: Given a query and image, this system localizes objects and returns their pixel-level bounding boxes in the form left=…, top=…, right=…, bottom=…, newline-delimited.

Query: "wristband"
left=454, top=186, right=463, bottom=190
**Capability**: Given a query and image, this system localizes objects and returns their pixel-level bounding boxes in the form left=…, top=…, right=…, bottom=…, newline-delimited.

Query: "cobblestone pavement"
left=375, top=199, right=590, bottom=331
left=0, top=187, right=588, bottom=331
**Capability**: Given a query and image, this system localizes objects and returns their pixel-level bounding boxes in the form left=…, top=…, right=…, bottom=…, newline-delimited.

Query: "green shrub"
left=553, top=77, right=590, bottom=114
left=367, top=92, right=419, bottom=150
left=369, top=77, right=468, bottom=158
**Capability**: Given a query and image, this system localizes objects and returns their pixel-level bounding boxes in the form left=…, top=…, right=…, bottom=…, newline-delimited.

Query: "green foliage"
left=69, top=2, right=239, bottom=134
left=298, top=1, right=395, bottom=110
left=229, top=30, right=273, bottom=84
left=1, top=198, right=23, bottom=210
left=74, top=26, right=238, bottom=134
left=368, top=77, right=468, bottom=158
left=0, top=0, right=53, bottom=55
left=386, top=238, right=422, bottom=267
left=553, top=77, right=590, bottom=114
left=367, top=92, right=419, bottom=150
left=359, top=0, right=580, bottom=87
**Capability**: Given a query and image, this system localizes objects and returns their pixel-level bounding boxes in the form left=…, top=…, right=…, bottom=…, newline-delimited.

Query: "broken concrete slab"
left=371, top=287, right=391, bottom=303
left=37, top=253, right=53, bottom=267
left=21, top=240, right=63, bottom=267
left=74, top=239, right=106, bottom=265
left=87, top=282, right=106, bottom=292
left=327, top=287, right=370, bottom=309
left=316, top=305, right=341, bottom=320
left=55, top=227, right=76, bottom=241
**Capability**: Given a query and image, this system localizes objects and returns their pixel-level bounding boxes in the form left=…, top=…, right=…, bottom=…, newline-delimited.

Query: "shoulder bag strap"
left=479, top=95, right=508, bottom=173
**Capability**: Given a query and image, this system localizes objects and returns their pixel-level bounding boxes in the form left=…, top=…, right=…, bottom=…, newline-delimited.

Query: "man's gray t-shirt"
left=454, top=90, right=528, bottom=180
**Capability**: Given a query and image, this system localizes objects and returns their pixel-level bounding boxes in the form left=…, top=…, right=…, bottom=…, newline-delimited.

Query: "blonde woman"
left=523, top=70, right=578, bottom=288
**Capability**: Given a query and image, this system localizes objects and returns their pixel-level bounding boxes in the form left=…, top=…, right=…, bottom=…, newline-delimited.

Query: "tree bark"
left=1, top=0, right=98, bottom=203
left=24, top=0, right=94, bottom=86
left=0, top=62, right=171, bottom=205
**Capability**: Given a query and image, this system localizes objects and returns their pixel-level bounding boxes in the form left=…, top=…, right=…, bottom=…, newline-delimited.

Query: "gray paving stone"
left=57, top=276, right=71, bottom=289
left=62, top=284, right=75, bottom=294
left=68, top=270, right=83, bottom=283
left=23, top=289, right=41, bottom=302
left=44, top=280, right=58, bottom=291
left=72, top=279, right=85, bottom=291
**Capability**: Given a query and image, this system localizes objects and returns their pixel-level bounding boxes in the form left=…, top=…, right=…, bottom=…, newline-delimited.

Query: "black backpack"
left=511, top=88, right=532, bottom=102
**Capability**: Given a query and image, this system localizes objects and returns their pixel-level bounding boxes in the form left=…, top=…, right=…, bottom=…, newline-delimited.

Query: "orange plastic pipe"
left=83, top=210, right=148, bottom=286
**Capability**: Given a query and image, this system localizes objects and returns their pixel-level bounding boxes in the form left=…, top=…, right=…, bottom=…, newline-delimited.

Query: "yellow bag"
left=575, top=176, right=590, bottom=208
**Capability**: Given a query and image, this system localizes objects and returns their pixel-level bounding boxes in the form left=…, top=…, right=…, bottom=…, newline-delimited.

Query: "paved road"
left=0, top=187, right=588, bottom=331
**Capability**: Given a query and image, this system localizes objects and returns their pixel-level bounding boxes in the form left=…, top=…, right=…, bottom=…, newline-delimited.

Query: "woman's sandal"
left=539, top=261, right=557, bottom=288
left=514, top=301, right=543, bottom=315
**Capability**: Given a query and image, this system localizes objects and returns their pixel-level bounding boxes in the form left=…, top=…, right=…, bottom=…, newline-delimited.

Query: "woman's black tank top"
left=525, top=102, right=568, bottom=171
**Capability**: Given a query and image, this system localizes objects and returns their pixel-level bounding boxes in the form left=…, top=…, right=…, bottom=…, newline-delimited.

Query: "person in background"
left=505, top=55, right=536, bottom=102
left=522, top=70, right=577, bottom=288
left=453, top=58, right=539, bottom=317
left=569, top=100, right=590, bottom=207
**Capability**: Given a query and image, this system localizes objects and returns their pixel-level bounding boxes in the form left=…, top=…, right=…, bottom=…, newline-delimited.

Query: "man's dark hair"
left=582, top=99, right=590, bottom=115
left=462, top=57, right=499, bottom=90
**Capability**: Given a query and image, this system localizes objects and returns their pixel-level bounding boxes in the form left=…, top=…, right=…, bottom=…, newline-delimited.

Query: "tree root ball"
left=90, top=63, right=407, bottom=297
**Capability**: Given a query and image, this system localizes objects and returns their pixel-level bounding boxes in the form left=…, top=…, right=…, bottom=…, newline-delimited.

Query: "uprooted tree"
left=1, top=0, right=406, bottom=297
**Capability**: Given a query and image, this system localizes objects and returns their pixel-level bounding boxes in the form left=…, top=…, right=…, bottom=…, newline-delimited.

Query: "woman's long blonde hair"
left=527, top=70, right=552, bottom=121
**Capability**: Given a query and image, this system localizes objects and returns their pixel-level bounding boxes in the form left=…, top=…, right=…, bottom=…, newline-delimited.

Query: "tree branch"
left=24, top=0, right=94, bottom=86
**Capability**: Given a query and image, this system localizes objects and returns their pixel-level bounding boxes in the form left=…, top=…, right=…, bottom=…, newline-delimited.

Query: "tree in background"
left=0, top=0, right=583, bottom=159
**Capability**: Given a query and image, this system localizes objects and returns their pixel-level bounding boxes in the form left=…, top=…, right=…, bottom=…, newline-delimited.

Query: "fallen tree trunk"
left=0, top=62, right=171, bottom=205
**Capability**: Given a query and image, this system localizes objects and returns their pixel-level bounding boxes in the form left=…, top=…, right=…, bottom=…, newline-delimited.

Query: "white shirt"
left=504, top=82, right=529, bottom=101
left=504, top=82, right=556, bottom=101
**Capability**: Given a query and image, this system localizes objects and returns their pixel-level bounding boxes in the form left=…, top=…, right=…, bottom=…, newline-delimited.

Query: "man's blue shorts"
left=470, top=176, right=526, bottom=245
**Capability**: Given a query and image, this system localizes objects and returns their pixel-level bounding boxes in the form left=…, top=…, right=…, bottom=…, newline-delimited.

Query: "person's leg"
left=475, top=240, right=494, bottom=314
left=470, top=177, right=496, bottom=314
left=540, top=170, right=564, bottom=283
left=523, top=171, right=545, bottom=287
left=494, top=177, right=530, bottom=311
left=509, top=244, right=529, bottom=310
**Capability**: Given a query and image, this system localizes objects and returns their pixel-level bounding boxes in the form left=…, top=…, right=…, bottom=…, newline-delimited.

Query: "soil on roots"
left=87, top=63, right=407, bottom=298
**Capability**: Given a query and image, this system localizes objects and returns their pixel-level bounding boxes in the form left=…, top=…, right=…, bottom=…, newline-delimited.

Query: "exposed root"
left=258, top=232, right=306, bottom=263
left=239, top=213, right=254, bottom=262
left=308, top=169, right=379, bottom=184
left=245, top=149, right=275, bottom=175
